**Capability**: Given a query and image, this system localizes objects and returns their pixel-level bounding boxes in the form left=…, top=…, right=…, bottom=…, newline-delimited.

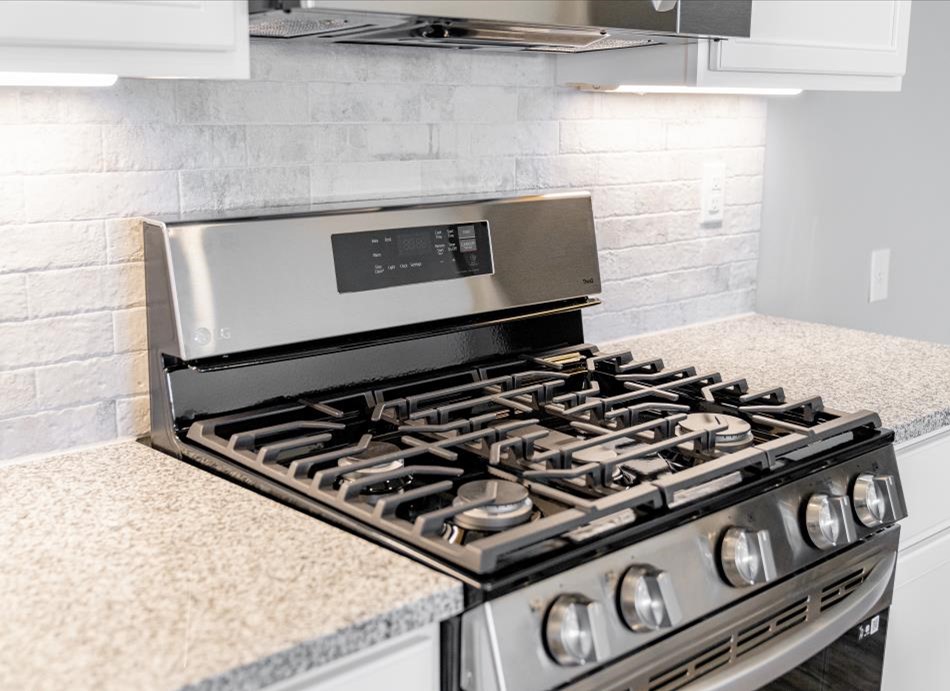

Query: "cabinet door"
left=0, top=0, right=249, bottom=79
left=709, top=0, right=911, bottom=78
left=262, top=624, right=440, bottom=691
left=882, top=530, right=950, bottom=691
left=894, top=428, right=950, bottom=549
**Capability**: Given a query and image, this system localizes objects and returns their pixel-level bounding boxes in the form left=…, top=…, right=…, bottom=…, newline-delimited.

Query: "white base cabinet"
left=881, top=428, right=950, bottom=690
left=262, top=624, right=440, bottom=691
left=0, top=0, right=249, bottom=79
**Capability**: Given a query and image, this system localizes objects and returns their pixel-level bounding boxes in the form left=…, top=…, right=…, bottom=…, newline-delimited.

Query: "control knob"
left=804, top=493, right=857, bottom=550
left=720, top=527, right=777, bottom=587
left=544, top=594, right=605, bottom=666
left=852, top=473, right=898, bottom=527
left=618, top=565, right=682, bottom=632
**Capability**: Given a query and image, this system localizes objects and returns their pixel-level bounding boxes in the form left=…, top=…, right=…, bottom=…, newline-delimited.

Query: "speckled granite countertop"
left=0, top=442, right=462, bottom=691
left=610, top=314, right=950, bottom=445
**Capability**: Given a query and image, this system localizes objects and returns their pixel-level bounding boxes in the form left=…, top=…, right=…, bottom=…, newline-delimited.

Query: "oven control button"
left=544, top=594, right=605, bottom=666
left=804, top=494, right=857, bottom=550
left=852, top=473, right=898, bottom=527
left=618, top=565, right=682, bottom=632
left=720, top=527, right=777, bottom=588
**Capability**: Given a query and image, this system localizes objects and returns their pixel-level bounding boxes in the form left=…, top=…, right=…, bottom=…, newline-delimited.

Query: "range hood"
left=248, top=0, right=752, bottom=54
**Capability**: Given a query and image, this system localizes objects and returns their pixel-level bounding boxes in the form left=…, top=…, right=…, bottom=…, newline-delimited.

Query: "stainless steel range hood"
left=248, top=1, right=752, bottom=53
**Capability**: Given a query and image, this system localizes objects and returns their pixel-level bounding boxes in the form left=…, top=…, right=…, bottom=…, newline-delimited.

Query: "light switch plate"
left=700, top=162, right=725, bottom=226
left=869, top=248, right=890, bottom=303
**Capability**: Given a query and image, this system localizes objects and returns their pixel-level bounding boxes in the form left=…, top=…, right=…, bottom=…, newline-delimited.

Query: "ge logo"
left=219, top=327, right=232, bottom=340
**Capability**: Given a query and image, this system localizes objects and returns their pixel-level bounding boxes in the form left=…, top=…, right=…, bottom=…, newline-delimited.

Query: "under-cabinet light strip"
left=0, top=72, right=118, bottom=87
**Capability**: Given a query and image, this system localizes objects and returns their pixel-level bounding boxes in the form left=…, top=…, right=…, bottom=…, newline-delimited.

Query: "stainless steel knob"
left=544, top=594, right=604, bottom=666
left=618, top=565, right=682, bottom=632
left=805, top=494, right=857, bottom=550
left=720, top=527, right=777, bottom=587
left=853, top=473, right=898, bottom=527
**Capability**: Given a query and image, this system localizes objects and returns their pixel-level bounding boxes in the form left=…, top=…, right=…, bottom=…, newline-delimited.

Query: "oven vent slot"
left=645, top=596, right=811, bottom=691
left=647, top=638, right=732, bottom=691
left=735, top=597, right=809, bottom=657
left=819, top=568, right=867, bottom=612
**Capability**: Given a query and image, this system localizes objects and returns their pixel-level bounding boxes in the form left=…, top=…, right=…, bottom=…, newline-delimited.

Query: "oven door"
left=565, top=526, right=898, bottom=691
left=762, top=609, right=889, bottom=690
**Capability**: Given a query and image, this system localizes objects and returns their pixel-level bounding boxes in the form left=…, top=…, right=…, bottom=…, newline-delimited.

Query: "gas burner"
left=453, top=479, right=535, bottom=531
left=572, top=443, right=669, bottom=482
left=678, top=412, right=754, bottom=451
left=337, top=441, right=408, bottom=496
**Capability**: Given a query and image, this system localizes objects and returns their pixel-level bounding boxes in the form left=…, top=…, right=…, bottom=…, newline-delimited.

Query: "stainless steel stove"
left=144, top=192, right=905, bottom=691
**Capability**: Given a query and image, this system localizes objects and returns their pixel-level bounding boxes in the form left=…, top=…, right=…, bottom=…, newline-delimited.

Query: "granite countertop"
left=611, top=314, right=950, bottom=445
left=0, top=442, right=462, bottom=691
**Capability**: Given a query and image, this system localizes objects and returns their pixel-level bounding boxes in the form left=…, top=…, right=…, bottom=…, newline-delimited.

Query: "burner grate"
left=183, top=346, right=882, bottom=574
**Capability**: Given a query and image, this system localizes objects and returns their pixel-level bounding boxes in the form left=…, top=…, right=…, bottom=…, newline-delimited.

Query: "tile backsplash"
left=0, top=40, right=764, bottom=461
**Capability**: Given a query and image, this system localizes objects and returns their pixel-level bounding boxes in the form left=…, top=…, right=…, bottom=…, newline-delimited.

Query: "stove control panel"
left=331, top=221, right=493, bottom=293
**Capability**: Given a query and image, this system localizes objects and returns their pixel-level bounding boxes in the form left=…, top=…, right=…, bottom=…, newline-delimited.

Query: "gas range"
left=144, top=192, right=906, bottom=691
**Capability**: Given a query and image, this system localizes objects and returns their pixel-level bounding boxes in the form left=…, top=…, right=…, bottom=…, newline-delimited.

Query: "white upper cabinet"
left=0, top=0, right=249, bottom=79
left=558, top=0, right=912, bottom=92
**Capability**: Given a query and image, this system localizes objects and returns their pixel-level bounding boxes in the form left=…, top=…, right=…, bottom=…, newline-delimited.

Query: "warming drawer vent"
left=646, top=597, right=810, bottom=691
left=647, top=637, right=732, bottom=691
left=735, top=597, right=809, bottom=657
left=819, top=567, right=868, bottom=611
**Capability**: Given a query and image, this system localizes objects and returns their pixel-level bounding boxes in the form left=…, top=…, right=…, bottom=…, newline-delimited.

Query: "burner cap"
left=573, top=444, right=620, bottom=464
left=678, top=413, right=753, bottom=450
left=453, top=480, right=534, bottom=531
left=338, top=441, right=404, bottom=479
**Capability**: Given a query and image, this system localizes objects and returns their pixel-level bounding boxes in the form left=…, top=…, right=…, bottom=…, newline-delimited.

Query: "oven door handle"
left=686, top=551, right=896, bottom=691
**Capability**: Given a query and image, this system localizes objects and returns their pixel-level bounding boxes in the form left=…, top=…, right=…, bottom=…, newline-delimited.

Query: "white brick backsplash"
left=179, top=166, right=310, bottom=212
left=0, top=313, right=113, bottom=369
left=0, top=176, right=24, bottom=223
left=354, top=124, right=432, bottom=161
left=105, top=218, right=143, bottom=263
left=666, top=118, right=767, bottom=150
left=35, top=353, right=147, bottom=408
left=63, top=80, right=176, bottom=123
left=102, top=125, right=245, bottom=170
left=116, top=395, right=149, bottom=439
left=600, top=234, right=758, bottom=281
left=448, top=86, right=519, bottom=123
left=0, top=402, right=116, bottom=460
left=28, top=264, right=144, bottom=318
left=725, top=176, right=764, bottom=206
left=177, top=81, right=308, bottom=124
left=0, top=91, right=18, bottom=123
left=0, top=275, right=28, bottom=322
left=560, top=119, right=665, bottom=154
left=310, top=83, right=422, bottom=123
left=113, top=307, right=146, bottom=353
left=0, top=370, right=34, bottom=418
left=470, top=54, right=552, bottom=87
left=0, top=124, right=101, bottom=174
left=311, top=160, right=422, bottom=201
left=246, top=124, right=347, bottom=166
left=438, top=122, right=559, bottom=159
left=23, top=172, right=179, bottom=221
left=0, top=41, right=767, bottom=460
left=421, top=158, right=515, bottom=196
left=515, top=155, right=598, bottom=189
left=0, top=221, right=106, bottom=272
left=18, top=89, right=62, bottom=122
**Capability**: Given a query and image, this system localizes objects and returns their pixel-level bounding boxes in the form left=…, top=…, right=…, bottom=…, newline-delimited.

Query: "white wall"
left=757, top=0, right=950, bottom=344
left=0, top=40, right=766, bottom=461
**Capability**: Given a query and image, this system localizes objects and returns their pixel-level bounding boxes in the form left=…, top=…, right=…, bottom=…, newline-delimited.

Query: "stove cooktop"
left=183, top=345, right=882, bottom=576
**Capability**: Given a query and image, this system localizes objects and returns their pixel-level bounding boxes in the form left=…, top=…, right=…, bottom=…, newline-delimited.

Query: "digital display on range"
left=397, top=231, right=432, bottom=256
left=331, top=221, right=493, bottom=294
